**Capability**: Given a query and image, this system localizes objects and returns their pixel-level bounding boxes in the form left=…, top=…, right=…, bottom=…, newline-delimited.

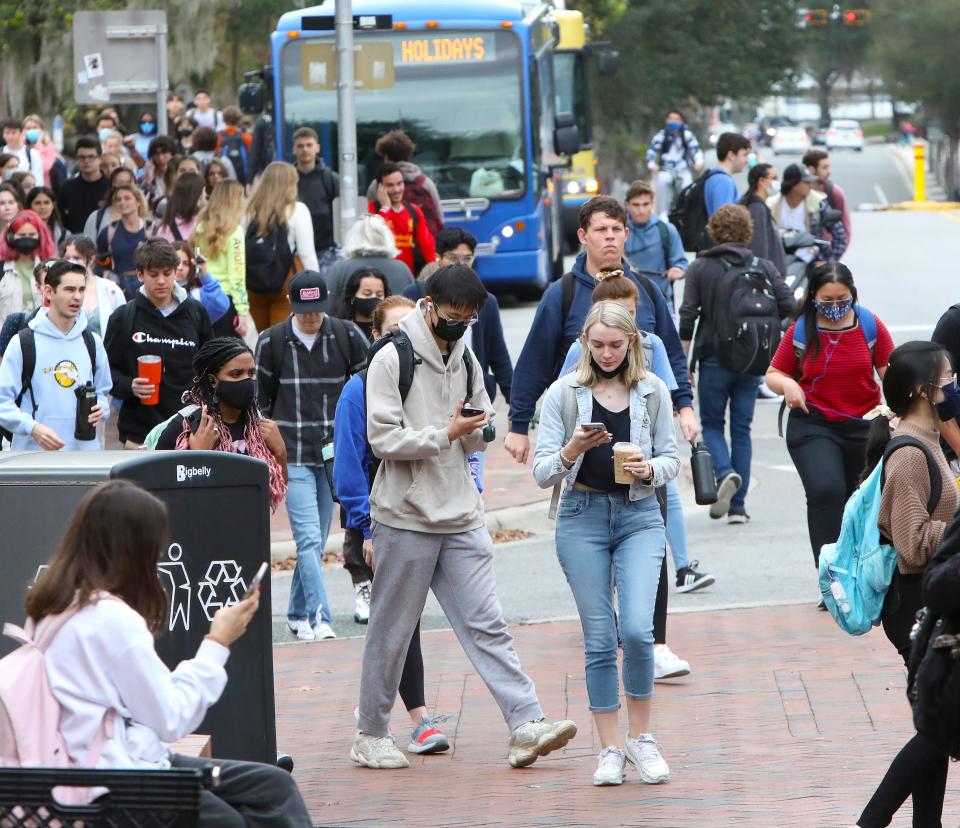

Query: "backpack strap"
left=655, top=220, right=671, bottom=269
left=81, top=329, right=97, bottom=377
left=327, top=316, right=354, bottom=377
left=462, top=351, right=475, bottom=403
left=632, top=270, right=661, bottom=309
left=548, top=382, right=581, bottom=520
left=391, top=331, right=417, bottom=403
left=266, top=322, right=288, bottom=415
left=404, top=201, right=419, bottom=236
left=881, top=436, right=943, bottom=516
left=15, top=327, right=38, bottom=421
left=560, top=272, right=575, bottom=326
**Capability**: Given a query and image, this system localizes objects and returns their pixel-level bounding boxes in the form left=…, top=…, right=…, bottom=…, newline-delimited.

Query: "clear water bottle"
left=830, top=580, right=851, bottom=615
left=53, top=115, right=64, bottom=152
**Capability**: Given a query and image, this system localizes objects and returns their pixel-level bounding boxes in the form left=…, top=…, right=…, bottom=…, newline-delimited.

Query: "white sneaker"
left=653, top=644, right=691, bottom=681
left=593, top=746, right=627, bottom=786
left=287, top=619, right=315, bottom=641
left=625, top=734, right=670, bottom=784
left=507, top=718, right=577, bottom=768
left=315, top=622, right=337, bottom=640
left=350, top=731, right=409, bottom=769
left=354, top=581, right=371, bottom=624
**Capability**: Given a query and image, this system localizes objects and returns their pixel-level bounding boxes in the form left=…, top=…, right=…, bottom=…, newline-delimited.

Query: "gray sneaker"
left=709, top=471, right=742, bottom=519
left=507, top=719, right=577, bottom=768
left=350, top=732, right=409, bottom=769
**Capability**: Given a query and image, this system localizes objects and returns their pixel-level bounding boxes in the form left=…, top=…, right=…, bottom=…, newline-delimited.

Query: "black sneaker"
left=728, top=510, right=750, bottom=525
left=675, top=561, right=716, bottom=593
left=709, top=471, right=742, bottom=519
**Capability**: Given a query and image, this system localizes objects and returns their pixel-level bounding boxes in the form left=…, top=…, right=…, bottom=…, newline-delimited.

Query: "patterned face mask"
left=814, top=298, right=853, bottom=323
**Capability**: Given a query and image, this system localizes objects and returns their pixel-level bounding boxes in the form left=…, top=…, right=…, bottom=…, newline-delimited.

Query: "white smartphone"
left=243, top=562, right=269, bottom=600
left=581, top=422, right=606, bottom=431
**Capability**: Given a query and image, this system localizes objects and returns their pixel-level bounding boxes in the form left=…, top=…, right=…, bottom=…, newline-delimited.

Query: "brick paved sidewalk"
left=274, top=604, right=951, bottom=827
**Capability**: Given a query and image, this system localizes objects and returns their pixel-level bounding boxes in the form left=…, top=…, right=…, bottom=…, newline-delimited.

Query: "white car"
left=771, top=126, right=812, bottom=155
left=827, top=119, right=864, bottom=151
left=709, top=122, right=739, bottom=147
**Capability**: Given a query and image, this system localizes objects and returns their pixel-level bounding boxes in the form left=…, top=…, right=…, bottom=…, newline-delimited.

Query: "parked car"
left=826, top=119, right=864, bottom=151
left=812, top=121, right=830, bottom=146
left=771, top=125, right=812, bottom=156
left=708, top=122, right=739, bottom=147
left=759, top=116, right=797, bottom=147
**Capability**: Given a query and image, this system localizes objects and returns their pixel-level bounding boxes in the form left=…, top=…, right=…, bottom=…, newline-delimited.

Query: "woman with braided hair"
left=155, top=337, right=287, bottom=510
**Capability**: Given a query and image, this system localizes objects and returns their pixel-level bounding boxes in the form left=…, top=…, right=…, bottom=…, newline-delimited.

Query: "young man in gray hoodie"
left=353, top=265, right=577, bottom=769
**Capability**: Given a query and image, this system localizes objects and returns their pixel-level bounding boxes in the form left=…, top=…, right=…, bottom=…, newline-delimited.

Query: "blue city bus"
left=250, top=0, right=579, bottom=298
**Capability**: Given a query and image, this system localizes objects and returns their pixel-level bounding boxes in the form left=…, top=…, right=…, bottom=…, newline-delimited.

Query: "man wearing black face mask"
left=931, top=303, right=960, bottom=463
left=353, top=264, right=578, bottom=771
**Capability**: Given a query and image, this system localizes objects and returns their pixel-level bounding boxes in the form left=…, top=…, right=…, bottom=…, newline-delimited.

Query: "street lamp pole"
left=335, top=0, right=359, bottom=240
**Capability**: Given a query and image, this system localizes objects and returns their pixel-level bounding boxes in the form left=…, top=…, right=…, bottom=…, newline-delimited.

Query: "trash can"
left=0, top=451, right=276, bottom=764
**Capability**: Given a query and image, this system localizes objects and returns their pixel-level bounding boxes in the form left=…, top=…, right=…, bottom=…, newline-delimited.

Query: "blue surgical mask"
left=937, top=381, right=960, bottom=422
left=24, top=128, right=40, bottom=144
left=140, top=121, right=156, bottom=135
left=667, top=121, right=682, bottom=131
left=814, top=299, right=853, bottom=324
left=98, top=127, right=112, bottom=142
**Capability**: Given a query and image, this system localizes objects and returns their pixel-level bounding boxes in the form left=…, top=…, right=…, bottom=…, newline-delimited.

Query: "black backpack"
left=360, top=330, right=475, bottom=478
left=219, top=130, right=249, bottom=185
left=669, top=169, right=721, bottom=253
left=245, top=220, right=293, bottom=294
left=708, top=256, right=782, bottom=376
left=0, top=325, right=97, bottom=448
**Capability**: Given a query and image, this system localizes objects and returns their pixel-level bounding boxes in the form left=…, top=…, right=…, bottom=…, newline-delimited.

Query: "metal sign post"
left=335, top=0, right=359, bottom=239
left=73, top=10, right=169, bottom=129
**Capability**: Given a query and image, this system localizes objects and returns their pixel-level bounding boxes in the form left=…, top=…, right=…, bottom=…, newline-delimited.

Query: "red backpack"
left=404, top=173, right=444, bottom=238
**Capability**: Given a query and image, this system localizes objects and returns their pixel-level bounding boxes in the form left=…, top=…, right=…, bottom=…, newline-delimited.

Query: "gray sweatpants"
left=357, top=523, right=544, bottom=737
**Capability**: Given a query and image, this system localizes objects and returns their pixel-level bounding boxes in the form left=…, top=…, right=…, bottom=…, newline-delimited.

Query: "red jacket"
left=369, top=201, right=436, bottom=273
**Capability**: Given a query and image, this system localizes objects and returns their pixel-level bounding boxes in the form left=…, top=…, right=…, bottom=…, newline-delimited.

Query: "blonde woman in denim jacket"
left=534, top=301, right=680, bottom=788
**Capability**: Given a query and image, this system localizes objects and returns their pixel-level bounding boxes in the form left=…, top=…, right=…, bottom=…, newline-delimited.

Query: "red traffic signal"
left=843, top=8, right=872, bottom=25
left=803, top=8, right=830, bottom=26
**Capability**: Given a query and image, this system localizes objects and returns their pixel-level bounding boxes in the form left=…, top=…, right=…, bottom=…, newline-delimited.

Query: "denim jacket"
left=533, top=372, right=680, bottom=503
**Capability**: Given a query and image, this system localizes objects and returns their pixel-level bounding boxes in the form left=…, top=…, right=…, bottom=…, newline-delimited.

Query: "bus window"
left=554, top=51, right=590, bottom=146
left=280, top=30, right=528, bottom=201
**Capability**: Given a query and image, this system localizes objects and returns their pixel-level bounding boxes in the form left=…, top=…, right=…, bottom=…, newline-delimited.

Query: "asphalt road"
left=274, top=143, right=956, bottom=644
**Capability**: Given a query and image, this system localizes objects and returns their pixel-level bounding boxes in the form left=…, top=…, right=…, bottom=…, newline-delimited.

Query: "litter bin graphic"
left=0, top=451, right=276, bottom=763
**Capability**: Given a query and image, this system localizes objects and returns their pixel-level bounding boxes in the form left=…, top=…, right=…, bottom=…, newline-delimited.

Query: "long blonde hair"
left=574, top=301, right=646, bottom=387
left=193, top=179, right=245, bottom=258
left=246, top=161, right=298, bottom=239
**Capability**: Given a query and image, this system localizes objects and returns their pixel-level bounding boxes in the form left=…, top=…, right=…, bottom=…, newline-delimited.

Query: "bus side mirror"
left=239, top=82, right=264, bottom=116
left=594, top=48, right=619, bottom=77
left=554, top=112, right=581, bottom=158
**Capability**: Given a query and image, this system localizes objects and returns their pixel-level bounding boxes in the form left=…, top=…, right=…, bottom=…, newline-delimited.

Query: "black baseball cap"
left=780, top=163, right=817, bottom=195
left=288, top=271, right=328, bottom=312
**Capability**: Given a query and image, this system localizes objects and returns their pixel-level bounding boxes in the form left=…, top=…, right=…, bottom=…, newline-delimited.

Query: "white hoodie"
left=0, top=308, right=112, bottom=450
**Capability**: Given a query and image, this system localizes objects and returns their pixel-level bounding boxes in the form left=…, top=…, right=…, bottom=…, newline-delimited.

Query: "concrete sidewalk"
left=274, top=604, right=951, bottom=827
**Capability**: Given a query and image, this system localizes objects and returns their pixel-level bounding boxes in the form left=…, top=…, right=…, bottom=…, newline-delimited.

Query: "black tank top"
left=576, top=398, right=631, bottom=492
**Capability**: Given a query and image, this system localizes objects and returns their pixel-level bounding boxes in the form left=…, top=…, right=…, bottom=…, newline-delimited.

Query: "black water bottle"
left=690, top=440, right=718, bottom=505
left=74, top=382, right=97, bottom=442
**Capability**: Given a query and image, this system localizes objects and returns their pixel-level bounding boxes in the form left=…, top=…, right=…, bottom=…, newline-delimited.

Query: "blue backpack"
left=819, top=436, right=942, bottom=635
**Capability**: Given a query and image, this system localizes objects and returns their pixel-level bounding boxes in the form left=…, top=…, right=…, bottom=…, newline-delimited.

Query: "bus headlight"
left=501, top=225, right=515, bottom=238
left=585, top=178, right=599, bottom=193
left=565, top=181, right=581, bottom=195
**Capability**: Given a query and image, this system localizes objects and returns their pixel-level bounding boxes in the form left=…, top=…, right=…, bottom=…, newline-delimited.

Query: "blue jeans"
left=555, top=490, right=665, bottom=712
left=664, top=478, right=689, bottom=571
left=697, top=360, right=759, bottom=512
left=286, top=464, right=335, bottom=626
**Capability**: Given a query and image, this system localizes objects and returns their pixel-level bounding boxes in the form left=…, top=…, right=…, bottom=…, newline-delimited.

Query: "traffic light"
left=803, top=8, right=830, bottom=26
left=843, top=8, right=871, bottom=25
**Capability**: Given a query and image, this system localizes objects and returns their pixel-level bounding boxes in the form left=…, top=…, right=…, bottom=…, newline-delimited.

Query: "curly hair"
left=175, top=338, right=286, bottom=511
left=706, top=204, right=753, bottom=245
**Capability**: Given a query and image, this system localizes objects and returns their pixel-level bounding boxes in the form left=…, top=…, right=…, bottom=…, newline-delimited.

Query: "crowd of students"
left=6, top=105, right=960, bottom=824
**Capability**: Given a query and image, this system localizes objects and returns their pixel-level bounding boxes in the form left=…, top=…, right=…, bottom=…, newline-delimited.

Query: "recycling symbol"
left=197, top=560, right=248, bottom=621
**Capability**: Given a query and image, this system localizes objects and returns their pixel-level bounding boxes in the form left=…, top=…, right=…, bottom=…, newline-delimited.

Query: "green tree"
left=566, top=0, right=626, bottom=36
left=589, top=0, right=799, bottom=180
left=871, top=0, right=960, bottom=195
left=804, top=13, right=872, bottom=123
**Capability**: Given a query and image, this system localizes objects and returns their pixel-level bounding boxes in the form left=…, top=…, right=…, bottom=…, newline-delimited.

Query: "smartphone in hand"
left=243, top=562, right=269, bottom=600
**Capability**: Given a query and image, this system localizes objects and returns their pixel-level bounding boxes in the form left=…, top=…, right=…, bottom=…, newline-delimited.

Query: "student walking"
left=353, top=265, right=576, bottom=770
left=534, top=301, right=679, bottom=786
left=766, top=264, right=894, bottom=572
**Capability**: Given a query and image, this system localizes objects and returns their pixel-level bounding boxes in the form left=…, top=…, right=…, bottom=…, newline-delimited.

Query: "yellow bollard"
left=914, top=143, right=927, bottom=202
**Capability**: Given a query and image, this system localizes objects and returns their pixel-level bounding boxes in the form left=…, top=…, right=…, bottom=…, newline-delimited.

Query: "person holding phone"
left=26, top=480, right=313, bottom=826
left=153, top=338, right=287, bottom=509
left=534, top=301, right=680, bottom=787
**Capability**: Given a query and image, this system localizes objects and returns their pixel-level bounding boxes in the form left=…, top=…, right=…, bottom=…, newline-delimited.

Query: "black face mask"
left=178, top=129, right=193, bottom=139
left=936, top=381, right=960, bottom=422
left=215, top=378, right=255, bottom=410
left=591, top=355, right=628, bottom=380
left=10, top=237, right=40, bottom=255
left=430, top=305, right=470, bottom=342
left=353, top=296, right=381, bottom=317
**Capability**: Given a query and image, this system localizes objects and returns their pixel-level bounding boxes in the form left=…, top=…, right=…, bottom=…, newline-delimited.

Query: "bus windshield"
left=280, top=29, right=526, bottom=201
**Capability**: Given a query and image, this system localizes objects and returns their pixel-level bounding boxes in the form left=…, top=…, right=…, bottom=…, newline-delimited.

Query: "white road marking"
left=874, top=182, right=889, bottom=205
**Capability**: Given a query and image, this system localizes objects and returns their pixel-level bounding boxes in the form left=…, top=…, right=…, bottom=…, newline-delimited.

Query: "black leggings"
left=653, top=486, right=668, bottom=644
left=881, top=571, right=924, bottom=666
left=858, top=732, right=949, bottom=828
left=786, top=409, right=870, bottom=566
